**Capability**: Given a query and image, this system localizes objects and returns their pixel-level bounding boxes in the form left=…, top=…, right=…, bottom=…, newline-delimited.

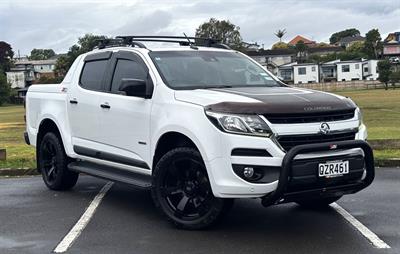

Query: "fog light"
left=243, top=167, right=254, bottom=178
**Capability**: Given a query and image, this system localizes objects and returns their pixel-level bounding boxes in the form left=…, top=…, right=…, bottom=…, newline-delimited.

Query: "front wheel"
left=295, top=196, right=342, bottom=209
left=151, top=147, right=233, bottom=230
left=37, top=132, right=79, bottom=190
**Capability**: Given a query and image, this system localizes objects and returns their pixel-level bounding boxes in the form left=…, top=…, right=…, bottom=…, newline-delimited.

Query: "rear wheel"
left=296, top=196, right=342, bottom=209
left=151, top=147, right=233, bottom=230
left=38, top=132, right=79, bottom=190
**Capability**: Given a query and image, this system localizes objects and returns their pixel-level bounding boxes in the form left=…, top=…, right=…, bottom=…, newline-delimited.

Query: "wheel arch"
left=37, top=118, right=66, bottom=153
left=152, top=131, right=200, bottom=169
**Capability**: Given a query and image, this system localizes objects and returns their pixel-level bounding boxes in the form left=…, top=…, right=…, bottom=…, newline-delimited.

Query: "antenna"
left=183, top=33, right=198, bottom=50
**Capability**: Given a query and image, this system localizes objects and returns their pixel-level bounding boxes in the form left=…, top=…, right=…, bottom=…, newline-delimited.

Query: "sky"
left=1, top=0, right=399, bottom=56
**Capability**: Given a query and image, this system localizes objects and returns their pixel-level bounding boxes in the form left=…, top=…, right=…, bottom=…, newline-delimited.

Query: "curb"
left=375, top=159, right=400, bottom=168
left=0, top=168, right=39, bottom=177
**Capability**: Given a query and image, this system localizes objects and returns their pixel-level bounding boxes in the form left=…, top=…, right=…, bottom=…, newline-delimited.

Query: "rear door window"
left=80, top=60, right=108, bottom=91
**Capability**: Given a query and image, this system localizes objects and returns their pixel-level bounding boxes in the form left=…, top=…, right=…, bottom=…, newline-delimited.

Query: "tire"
left=37, top=132, right=79, bottom=190
left=295, top=196, right=342, bottom=209
left=151, top=147, right=233, bottom=230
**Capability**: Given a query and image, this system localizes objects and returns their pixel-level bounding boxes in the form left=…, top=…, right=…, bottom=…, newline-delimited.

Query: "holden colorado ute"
left=25, top=36, right=374, bottom=229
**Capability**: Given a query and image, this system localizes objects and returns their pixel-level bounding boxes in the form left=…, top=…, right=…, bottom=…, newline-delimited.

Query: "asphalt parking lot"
left=0, top=168, right=399, bottom=254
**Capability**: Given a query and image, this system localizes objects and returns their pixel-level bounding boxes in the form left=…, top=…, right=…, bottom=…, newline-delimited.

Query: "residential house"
left=247, top=49, right=296, bottom=74
left=383, top=32, right=400, bottom=62
left=6, top=58, right=58, bottom=89
left=293, top=63, right=319, bottom=84
left=320, top=60, right=340, bottom=82
left=278, top=59, right=379, bottom=84
left=362, top=60, right=379, bottom=81
left=337, top=35, right=365, bottom=48
left=288, top=35, right=316, bottom=46
left=278, top=62, right=319, bottom=84
left=6, top=63, right=35, bottom=89
left=31, top=59, right=57, bottom=79
left=277, top=62, right=296, bottom=83
left=336, top=60, right=363, bottom=81
left=247, top=46, right=342, bottom=71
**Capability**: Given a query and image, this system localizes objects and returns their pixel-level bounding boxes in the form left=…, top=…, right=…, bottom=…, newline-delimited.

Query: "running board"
left=68, top=161, right=152, bottom=189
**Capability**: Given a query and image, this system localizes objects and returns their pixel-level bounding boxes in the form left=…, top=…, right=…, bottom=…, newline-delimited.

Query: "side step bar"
left=68, top=161, right=152, bottom=189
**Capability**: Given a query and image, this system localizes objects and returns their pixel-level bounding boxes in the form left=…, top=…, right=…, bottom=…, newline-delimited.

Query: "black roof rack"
left=96, top=38, right=147, bottom=49
left=95, top=36, right=231, bottom=50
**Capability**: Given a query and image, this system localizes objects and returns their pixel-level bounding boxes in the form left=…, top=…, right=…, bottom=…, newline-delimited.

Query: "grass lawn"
left=336, top=89, right=400, bottom=140
left=0, top=105, right=35, bottom=169
left=336, top=89, right=400, bottom=161
left=0, top=88, right=399, bottom=170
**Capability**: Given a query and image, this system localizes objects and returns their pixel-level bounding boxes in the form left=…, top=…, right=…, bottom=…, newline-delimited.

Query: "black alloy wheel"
left=38, top=132, right=79, bottom=190
left=41, top=139, right=58, bottom=184
left=152, top=147, right=233, bottom=229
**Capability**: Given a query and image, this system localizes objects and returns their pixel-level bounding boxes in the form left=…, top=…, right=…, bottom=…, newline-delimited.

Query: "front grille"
left=277, top=131, right=357, bottom=151
left=263, top=109, right=355, bottom=124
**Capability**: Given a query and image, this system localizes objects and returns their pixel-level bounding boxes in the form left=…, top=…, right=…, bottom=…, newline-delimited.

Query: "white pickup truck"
left=25, top=36, right=374, bottom=229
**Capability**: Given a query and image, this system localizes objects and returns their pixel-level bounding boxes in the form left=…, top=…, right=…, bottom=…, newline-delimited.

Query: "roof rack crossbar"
left=96, top=36, right=231, bottom=50
left=95, top=38, right=147, bottom=49
left=131, top=38, right=192, bottom=46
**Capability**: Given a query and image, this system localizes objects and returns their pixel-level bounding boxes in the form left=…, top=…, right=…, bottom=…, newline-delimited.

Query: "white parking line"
left=331, top=202, right=391, bottom=249
left=54, top=181, right=114, bottom=253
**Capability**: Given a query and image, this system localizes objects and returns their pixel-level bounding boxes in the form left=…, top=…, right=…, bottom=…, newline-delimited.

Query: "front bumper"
left=261, top=140, right=374, bottom=206
left=206, top=123, right=370, bottom=198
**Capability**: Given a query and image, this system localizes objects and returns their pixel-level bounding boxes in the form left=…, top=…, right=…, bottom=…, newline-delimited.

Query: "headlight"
left=356, top=107, right=363, bottom=127
left=205, top=111, right=272, bottom=137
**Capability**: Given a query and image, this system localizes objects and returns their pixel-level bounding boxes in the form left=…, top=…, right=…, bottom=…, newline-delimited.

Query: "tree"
left=389, top=70, right=400, bottom=89
left=363, top=29, right=382, bottom=59
left=0, top=72, right=11, bottom=106
left=295, top=40, right=308, bottom=63
left=272, top=42, right=289, bottom=49
left=274, top=29, right=286, bottom=42
left=54, top=34, right=107, bottom=76
left=329, top=28, right=360, bottom=44
left=346, top=41, right=365, bottom=53
left=54, top=55, right=70, bottom=77
left=195, top=18, right=243, bottom=50
left=29, top=49, right=56, bottom=60
left=76, top=34, right=106, bottom=54
left=377, top=60, right=392, bottom=90
left=0, top=41, right=14, bottom=73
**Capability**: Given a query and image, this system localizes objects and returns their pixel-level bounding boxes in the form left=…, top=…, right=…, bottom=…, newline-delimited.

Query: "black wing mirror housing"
left=119, top=78, right=151, bottom=98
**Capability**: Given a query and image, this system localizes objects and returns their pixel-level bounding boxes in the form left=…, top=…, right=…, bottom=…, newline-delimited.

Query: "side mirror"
left=119, top=78, right=150, bottom=98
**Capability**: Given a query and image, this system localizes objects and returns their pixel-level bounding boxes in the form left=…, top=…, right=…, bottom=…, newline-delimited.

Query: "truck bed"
left=26, top=83, right=68, bottom=147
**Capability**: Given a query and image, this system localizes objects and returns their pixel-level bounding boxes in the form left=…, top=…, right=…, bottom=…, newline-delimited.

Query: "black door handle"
left=100, top=103, right=111, bottom=109
left=69, top=99, right=78, bottom=104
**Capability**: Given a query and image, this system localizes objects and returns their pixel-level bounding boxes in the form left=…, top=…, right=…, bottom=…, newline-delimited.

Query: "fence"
left=292, top=80, right=387, bottom=91
left=9, top=97, right=24, bottom=105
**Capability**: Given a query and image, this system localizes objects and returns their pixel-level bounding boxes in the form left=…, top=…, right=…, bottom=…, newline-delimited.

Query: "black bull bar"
left=261, top=140, right=375, bottom=207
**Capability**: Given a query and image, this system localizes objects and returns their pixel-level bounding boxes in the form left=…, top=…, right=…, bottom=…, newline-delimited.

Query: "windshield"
left=149, top=51, right=281, bottom=90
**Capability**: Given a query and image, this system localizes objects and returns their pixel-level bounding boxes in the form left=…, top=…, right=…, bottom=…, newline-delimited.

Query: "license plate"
left=318, top=161, right=349, bottom=177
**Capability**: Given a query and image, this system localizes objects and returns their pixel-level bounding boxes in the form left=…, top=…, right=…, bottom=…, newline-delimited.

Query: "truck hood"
left=174, top=86, right=357, bottom=114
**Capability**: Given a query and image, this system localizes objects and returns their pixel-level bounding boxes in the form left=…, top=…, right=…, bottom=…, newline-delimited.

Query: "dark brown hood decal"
left=205, top=87, right=356, bottom=114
